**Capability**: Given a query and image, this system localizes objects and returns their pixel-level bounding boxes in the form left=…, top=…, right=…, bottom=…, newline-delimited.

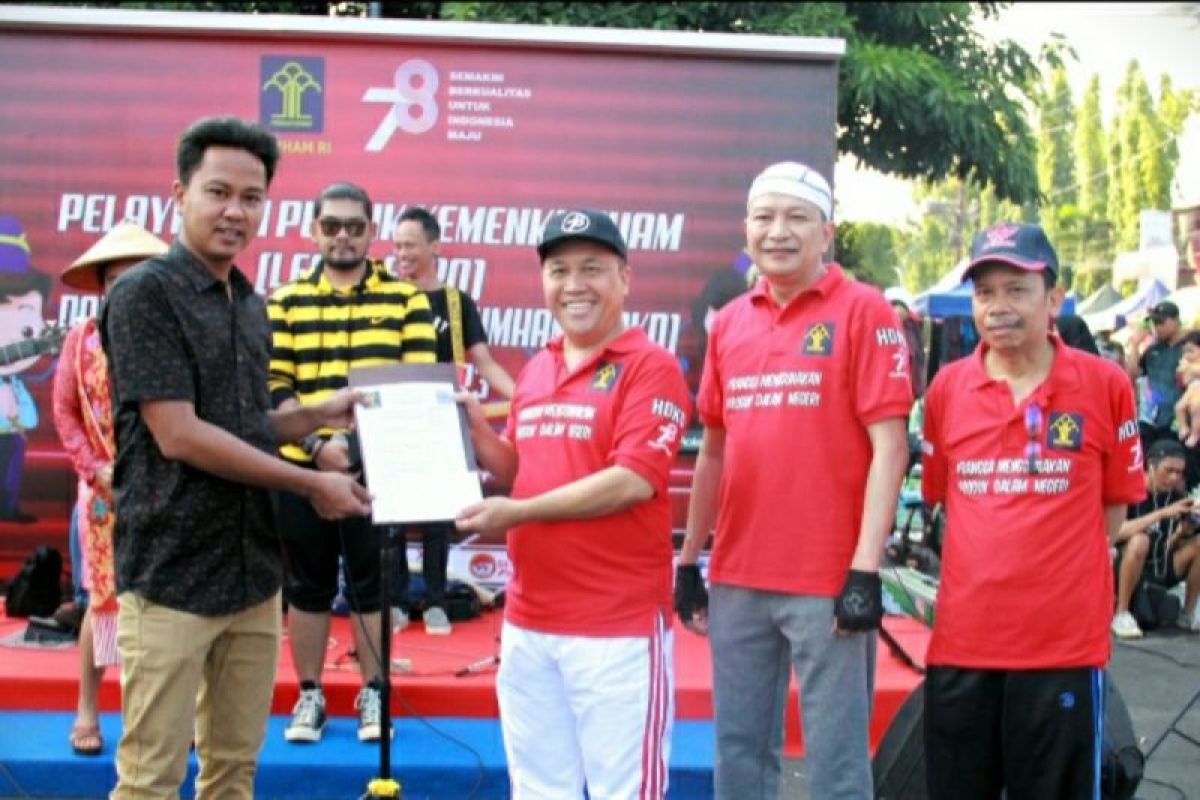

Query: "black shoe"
left=51, top=602, right=85, bottom=635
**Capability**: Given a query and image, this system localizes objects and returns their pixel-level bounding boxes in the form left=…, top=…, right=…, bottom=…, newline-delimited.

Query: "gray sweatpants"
left=709, top=584, right=876, bottom=800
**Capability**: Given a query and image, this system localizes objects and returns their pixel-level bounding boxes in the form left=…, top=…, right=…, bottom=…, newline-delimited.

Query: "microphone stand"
left=362, top=524, right=403, bottom=800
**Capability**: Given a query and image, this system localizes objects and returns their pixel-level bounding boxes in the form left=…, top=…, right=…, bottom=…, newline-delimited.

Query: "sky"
left=835, top=2, right=1200, bottom=225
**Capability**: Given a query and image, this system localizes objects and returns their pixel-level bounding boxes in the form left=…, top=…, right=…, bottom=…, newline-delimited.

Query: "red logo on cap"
left=982, top=223, right=1019, bottom=250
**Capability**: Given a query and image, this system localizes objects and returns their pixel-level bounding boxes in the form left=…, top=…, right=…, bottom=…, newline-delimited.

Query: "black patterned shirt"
left=101, top=242, right=280, bottom=616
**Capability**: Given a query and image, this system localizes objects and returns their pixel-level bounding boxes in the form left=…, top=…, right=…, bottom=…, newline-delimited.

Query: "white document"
left=352, top=379, right=482, bottom=525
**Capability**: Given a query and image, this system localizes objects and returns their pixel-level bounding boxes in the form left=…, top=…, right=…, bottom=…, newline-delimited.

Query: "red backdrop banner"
left=0, top=11, right=839, bottom=574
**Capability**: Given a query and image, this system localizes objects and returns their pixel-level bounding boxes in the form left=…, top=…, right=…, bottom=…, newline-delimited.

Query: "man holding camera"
left=267, top=182, right=436, bottom=744
left=1111, top=438, right=1200, bottom=638
left=1126, top=300, right=1187, bottom=450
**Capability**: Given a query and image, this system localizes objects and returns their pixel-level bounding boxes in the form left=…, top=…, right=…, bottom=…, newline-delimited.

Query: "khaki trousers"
left=110, top=591, right=281, bottom=800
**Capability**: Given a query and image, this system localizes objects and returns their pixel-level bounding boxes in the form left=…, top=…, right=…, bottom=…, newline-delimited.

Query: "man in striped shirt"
left=267, top=182, right=436, bottom=744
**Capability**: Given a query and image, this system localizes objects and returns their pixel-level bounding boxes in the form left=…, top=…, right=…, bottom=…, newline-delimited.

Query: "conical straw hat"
left=61, top=221, right=168, bottom=291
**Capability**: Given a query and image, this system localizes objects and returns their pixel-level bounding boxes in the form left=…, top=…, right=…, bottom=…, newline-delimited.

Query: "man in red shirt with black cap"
left=456, top=209, right=690, bottom=799
left=921, top=222, right=1145, bottom=799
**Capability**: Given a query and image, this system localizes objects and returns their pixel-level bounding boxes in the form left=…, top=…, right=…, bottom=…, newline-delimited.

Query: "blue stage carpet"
left=0, top=711, right=716, bottom=799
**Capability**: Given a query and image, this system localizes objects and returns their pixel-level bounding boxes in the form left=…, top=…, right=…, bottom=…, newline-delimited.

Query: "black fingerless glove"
left=834, top=569, right=883, bottom=632
left=674, top=564, right=708, bottom=624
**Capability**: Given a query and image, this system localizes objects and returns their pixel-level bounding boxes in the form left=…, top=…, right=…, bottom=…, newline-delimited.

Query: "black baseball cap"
left=537, top=209, right=627, bottom=261
left=963, top=222, right=1059, bottom=283
left=1147, top=438, right=1186, bottom=463
left=1149, top=301, right=1180, bottom=322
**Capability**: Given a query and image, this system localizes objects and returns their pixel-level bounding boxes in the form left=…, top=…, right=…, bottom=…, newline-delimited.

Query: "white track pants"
left=496, top=617, right=674, bottom=799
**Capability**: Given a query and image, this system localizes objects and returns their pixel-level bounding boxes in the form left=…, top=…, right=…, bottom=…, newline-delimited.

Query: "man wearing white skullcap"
left=745, top=161, right=834, bottom=220
left=676, top=161, right=913, bottom=798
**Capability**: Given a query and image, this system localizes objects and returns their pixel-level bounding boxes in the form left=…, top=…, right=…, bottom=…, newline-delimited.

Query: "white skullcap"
left=747, top=161, right=833, bottom=220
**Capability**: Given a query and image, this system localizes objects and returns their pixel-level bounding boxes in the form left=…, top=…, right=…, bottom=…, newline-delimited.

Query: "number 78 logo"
left=363, top=60, right=439, bottom=151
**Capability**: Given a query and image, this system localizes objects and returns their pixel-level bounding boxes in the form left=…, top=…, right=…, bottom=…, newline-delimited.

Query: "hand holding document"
left=349, top=364, right=483, bottom=525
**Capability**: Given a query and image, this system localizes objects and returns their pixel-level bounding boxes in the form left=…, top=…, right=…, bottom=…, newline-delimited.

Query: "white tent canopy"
left=1173, top=114, right=1200, bottom=211
left=1083, top=277, right=1171, bottom=333
left=1112, top=244, right=1180, bottom=289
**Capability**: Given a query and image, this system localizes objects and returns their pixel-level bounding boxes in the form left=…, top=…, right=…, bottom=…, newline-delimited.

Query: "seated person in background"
left=1111, top=438, right=1200, bottom=639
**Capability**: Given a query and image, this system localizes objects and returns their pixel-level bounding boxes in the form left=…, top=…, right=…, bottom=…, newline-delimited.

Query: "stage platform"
left=0, top=609, right=930, bottom=799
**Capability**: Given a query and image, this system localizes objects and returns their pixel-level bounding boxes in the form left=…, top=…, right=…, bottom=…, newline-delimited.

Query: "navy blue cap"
left=963, top=222, right=1059, bottom=283
left=537, top=210, right=627, bottom=261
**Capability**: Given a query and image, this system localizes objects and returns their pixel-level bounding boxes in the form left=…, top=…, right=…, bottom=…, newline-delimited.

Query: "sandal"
left=69, top=723, right=103, bottom=756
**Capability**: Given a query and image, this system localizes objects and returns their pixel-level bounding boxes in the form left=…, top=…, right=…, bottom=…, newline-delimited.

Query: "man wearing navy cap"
left=455, top=210, right=690, bottom=798
left=921, top=222, right=1145, bottom=799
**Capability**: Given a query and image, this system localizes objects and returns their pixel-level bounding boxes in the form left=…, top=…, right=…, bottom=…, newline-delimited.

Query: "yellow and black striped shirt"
left=267, top=259, right=437, bottom=462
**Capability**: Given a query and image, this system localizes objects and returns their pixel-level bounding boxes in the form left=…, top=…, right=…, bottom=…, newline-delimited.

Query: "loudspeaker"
left=872, top=679, right=928, bottom=800
left=871, top=673, right=1143, bottom=800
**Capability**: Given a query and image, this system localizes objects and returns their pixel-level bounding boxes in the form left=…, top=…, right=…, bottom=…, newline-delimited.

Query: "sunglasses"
left=1024, top=404, right=1042, bottom=475
left=317, top=217, right=369, bottom=237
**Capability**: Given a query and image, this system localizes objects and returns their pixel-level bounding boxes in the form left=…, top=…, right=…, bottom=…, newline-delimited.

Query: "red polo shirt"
left=503, top=327, right=691, bottom=636
left=697, top=265, right=913, bottom=595
left=922, top=338, right=1145, bottom=668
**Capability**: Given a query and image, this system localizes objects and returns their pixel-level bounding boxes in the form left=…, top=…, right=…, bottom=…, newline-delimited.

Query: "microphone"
left=455, top=655, right=499, bottom=678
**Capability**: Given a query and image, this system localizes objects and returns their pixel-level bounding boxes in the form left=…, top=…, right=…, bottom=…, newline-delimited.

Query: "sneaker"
left=1176, top=609, right=1200, bottom=633
left=392, top=606, right=410, bottom=633
left=284, top=687, right=326, bottom=743
left=423, top=606, right=452, bottom=636
left=355, top=681, right=383, bottom=742
left=1111, top=610, right=1143, bottom=640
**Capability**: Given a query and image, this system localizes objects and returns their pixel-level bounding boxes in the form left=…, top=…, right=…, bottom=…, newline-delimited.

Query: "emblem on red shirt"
left=648, top=422, right=680, bottom=455
left=590, top=361, right=622, bottom=391
left=1047, top=411, right=1083, bottom=451
left=802, top=322, right=835, bottom=355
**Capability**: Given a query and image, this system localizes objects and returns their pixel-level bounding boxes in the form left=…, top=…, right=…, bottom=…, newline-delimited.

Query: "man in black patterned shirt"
left=102, top=116, right=369, bottom=800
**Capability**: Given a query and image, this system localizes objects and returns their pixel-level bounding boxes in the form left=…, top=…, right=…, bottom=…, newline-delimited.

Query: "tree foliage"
left=834, top=222, right=900, bottom=289
left=1072, top=74, right=1111, bottom=284
left=432, top=2, right=1046, bottom=204
left=1036, top=69, right=1076, bottom=213
left=67, top=2, right=1049, bottom=202
left=894, top=177, right=1029, bottom=293
left=1102, top=62, right=1197, bottom=254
